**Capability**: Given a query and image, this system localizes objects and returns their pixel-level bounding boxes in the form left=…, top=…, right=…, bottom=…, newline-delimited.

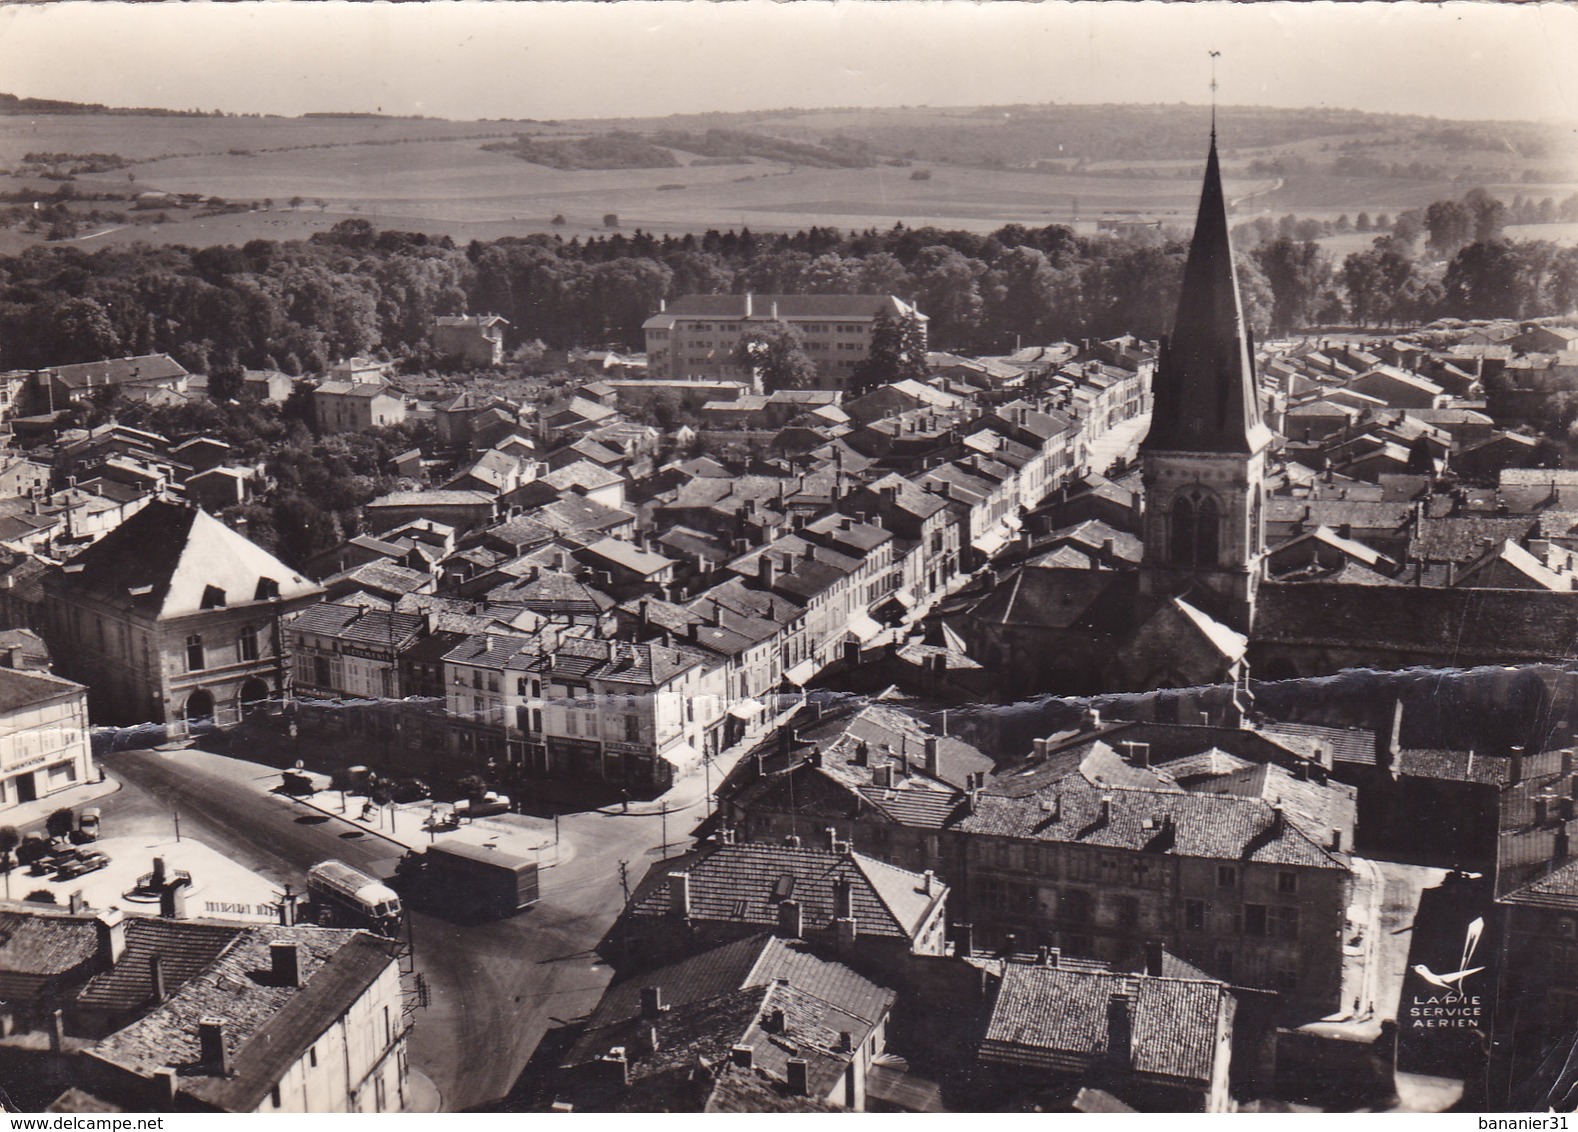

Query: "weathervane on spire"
left=1209, top=50, right=1221, bottom=141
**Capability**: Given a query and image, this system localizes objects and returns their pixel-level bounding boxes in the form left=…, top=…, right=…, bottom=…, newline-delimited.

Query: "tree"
left=45, top=808, right=74, bottom=841
left=1251, top=239, right=1331, bottom=335
left=1425, top=199, right=1474, bottom=259
left=603, top=213, right=619, bottom=229
left=730, top=319, right=818, bottom=393
left=209, top=350, right=245, bottom=402
left=1462, top=187, right=1507, bottom=244
left=289, top=196, right=305, bottom=211
left=850, top=311, right=928, bottom=396
left=0, top=826, right=19, bottom=873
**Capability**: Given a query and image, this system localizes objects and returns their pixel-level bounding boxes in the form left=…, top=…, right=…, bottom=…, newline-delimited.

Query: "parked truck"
left=307, top=859, right=403, bottom=937
left=410, top=841, right=539, bottom=918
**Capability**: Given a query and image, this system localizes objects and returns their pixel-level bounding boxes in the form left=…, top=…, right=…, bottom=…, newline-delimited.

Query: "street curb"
left=288, top=792, right=417, bottom=853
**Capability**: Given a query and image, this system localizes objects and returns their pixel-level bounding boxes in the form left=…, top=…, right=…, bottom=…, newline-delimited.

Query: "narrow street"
left=96, top=747, right=704, bottom=1111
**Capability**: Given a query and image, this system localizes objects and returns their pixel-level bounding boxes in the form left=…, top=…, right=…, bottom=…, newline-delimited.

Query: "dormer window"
left=255, top=577, right=281, bottom=601
left=201, top=585, right=227, bottom=609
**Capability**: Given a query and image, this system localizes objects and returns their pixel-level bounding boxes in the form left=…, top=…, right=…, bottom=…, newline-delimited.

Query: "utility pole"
left=172, top=810, right=181, bottom=843
left=618, top=860, right=630, bottom=904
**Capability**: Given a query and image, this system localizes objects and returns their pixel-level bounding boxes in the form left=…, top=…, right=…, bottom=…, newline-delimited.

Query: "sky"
left=0, top=1, right=1574, bottom=125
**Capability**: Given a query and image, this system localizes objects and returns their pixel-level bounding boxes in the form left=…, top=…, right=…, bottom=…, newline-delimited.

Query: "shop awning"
left=847, top=613, right=884, bottom=644
left=970, top=529, right=1010, bottom=556
left=659, top=742, right=702, bottom=774
left=892, top=589, right=917, bottom=609
left=728, top=699, right=767, bottom=721
left=783, top=660, right=817, bottom=687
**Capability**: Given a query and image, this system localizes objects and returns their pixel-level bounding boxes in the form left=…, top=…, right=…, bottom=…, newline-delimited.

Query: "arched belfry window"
left=1169, top=488, right=1220, bottom=567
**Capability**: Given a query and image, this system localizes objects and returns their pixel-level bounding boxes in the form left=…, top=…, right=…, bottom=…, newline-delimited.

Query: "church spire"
left=1141, top=135, right=1271, bottom=456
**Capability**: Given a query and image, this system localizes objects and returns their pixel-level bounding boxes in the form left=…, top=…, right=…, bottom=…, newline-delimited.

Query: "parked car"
left=454, top=792, right=511, bottom=818
left=57, top=850, right=109, bottom=879
left=387, top=778, right=431, bottom=804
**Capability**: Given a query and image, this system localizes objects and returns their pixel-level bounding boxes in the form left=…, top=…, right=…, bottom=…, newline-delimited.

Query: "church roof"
left=1141, top=138, right=1271, bottom=456
left=48, top=500, right=320, bottom=619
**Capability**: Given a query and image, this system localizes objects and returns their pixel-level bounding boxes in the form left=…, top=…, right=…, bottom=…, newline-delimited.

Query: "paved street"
left=95, top=746, right=709, bottom=1111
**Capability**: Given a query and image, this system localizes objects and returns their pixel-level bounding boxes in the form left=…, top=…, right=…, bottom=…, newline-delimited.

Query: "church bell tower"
left=1138, top=133, right=1272, bottom=632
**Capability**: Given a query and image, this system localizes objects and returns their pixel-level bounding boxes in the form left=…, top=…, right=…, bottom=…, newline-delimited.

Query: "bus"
left=306, top=859, right=403, bottom=936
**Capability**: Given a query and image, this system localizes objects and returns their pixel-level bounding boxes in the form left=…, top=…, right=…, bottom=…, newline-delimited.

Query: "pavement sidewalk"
left=286, top=788, right=570, bottom=868
left=4, top=774, right=120, bottom=837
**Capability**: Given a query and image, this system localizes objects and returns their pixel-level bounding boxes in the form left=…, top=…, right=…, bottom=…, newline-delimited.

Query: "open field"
left=1, top=107, right=1575, bottom=251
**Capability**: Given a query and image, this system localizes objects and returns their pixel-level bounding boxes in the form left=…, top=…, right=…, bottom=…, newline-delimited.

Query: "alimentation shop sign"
left=1405, top=915, right=1487, bottom=1031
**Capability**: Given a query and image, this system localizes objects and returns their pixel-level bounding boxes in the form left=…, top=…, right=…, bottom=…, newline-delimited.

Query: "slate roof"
left=1257, top=721, right=1379, bottom=767
left=0, top=667, right=83, bottom=713
left=89, top=927, right=396, bottom=1113
left=76, top=918, right=244, bottom=1016
left=982, top=963, right=1231, bottom=1084
left=1501, top=858, right=1578, bottom=909
left=629, top=843, right=945, bottom=942
left=44, top=354, right=187, bottom=390
left=954, top=781, right=1346, bottom=869
left=516, top=635, right=701, bottom=688
left=1396, top=748, right=1513, bottom=786
left=48, top=501, right=320, bottom=618
left=0, top=909, right=100, bottom=981
left=1254, top=582, right=1578, bottom=666
left=1409, top=516, right=1537, bottom=563
left=288, top=602, right=426, bottom=647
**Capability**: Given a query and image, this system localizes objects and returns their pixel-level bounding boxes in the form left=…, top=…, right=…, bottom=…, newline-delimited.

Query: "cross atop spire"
left=1209, top=50, right=1221, bottom=142
left=1140, top=131, right=1271, bottom=456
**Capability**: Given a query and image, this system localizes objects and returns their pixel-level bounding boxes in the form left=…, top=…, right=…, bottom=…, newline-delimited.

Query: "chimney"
left=160, top=880, right=188, bottom=920
left=836, top=916, right=858, bottom=951
left=1331, top=828, right=1344, bottom=853
left=640, top=985, right=668, bottom=1019
left=49, top=1008, right=64, bottom=1053
left=731, top=1044, right=754, bottom=1069
left=1106, top=994, right=1134, bottom=1068
left=198, top=1018, right=233, bottom=1077
left=854, top=741, right=869, bottom=767
left=149, top=954, right=167, bottom=1004
left=922, top=870, right=937, bottom=896
left=1270, top=803, right=1285, bottom=835
left=924, top=736, right=939, bottom=777
left=1536, top=794, right=1551, bottom=826
left=1511, top=746, right=1525, bottom=785
left=777, top=898, right=804, bottom=939
left=96, top=909, right=127, bottom=966
left=153, top=1068, right=178, bottom=1106
left=600, top=1048, right=631, bottom=1087
left=954, top=922, right=975, bottom=957
left=837, top=1030, right=854, bottom=1054
left=1032, top=738, right=1048, bottom=760
left=668, top=871, right=691, bottom=917
left=1084, top=707, right=1102, bottom=729
left=1145, top=940, right=1164, bottom=977
left=1124, top=741, right=1151, bottom=768
left=1099, top=795, right=1113, bottom=826
left=833, top=879, right=854, bottom=920
left=744, top=292, right=753, bottom=318
left=270, top=941, right=301, bottom=988
left=67, top=891, right=86, bottom=914
left=786, top=1058, right=809, bottom=1096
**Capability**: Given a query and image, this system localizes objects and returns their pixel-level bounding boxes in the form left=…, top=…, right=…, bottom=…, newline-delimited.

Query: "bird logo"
left=1412, top=916, right=1485, bottom=1001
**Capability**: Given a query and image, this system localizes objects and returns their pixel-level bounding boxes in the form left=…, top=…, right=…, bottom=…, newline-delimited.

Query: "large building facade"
left=643, top=294, right=927, bottom=390
left=42, top=501, right=323, bottom=729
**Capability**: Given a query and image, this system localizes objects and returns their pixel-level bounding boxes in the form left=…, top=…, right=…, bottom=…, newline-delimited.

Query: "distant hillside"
left=578, top=102, right=1575, bottom=181
left=0, top=92, right=221, bottom=118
